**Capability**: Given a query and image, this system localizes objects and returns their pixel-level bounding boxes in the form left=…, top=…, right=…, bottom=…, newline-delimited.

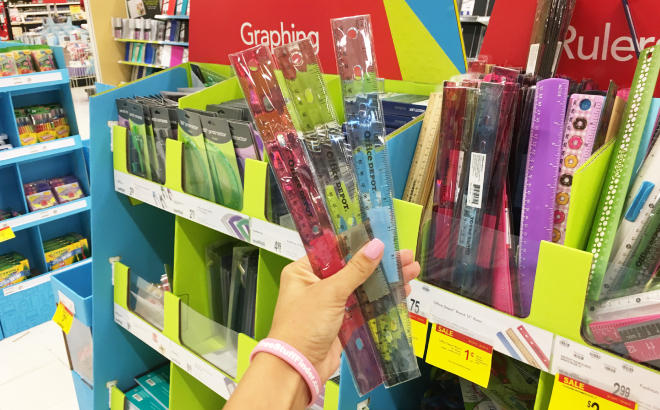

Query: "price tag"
left=0, top=227, right=15, bottom=243
left=549, top=375, right=638, bottom=410
left=53, top=302, right=74, bottom=334
left=426, top=324, right=493, bottom=387
left=410, top=312, right=429, bottom=358
left=70, top=5, right=81, bottom=13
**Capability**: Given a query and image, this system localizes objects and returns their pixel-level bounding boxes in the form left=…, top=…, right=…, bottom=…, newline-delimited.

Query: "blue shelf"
left=2, top=197, right=90, bottom=232
left=0, top=135, right=82, bottom=166
left=0, top=69, right=70, bottom=95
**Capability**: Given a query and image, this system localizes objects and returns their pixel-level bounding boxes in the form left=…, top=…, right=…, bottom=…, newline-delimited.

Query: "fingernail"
left=363, top=239, right=385, bottom=260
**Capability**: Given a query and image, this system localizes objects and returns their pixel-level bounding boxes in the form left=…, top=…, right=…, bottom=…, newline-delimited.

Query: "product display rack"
left=0, top=43, right=91, bottom=345
left=115, top=39, right=189, bottom=47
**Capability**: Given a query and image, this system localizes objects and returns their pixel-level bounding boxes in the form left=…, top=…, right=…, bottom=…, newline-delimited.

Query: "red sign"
left=481, top=0, right=660, bottom=93
left=190, top=0, right=402, bottom=81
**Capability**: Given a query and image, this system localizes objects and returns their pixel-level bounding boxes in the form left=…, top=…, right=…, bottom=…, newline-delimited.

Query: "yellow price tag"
left=549, top=375, right=637, bottom=410
left=410, top=312, right=429, bottom=358
left=425, top=324, right=493, bottom=387
left=52, top=302, right=74, bottom=334
left=69, top=5, right=81, bottom=13
left=0, top=227, right=15, bottom=243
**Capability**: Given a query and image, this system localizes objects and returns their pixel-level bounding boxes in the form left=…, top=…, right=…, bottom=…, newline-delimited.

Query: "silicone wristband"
left=249, top=338, right=321, bottom=407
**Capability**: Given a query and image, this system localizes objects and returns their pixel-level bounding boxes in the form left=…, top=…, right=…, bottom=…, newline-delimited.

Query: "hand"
left=267, top=239, right=421, bottom=383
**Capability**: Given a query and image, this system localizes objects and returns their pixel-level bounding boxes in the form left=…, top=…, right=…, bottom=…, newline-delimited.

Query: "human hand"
left=267, top=239, right=421, bottom=383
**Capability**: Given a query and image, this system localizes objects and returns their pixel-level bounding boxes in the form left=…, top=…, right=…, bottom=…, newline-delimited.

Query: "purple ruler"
left=518, top=78, right=569, bottom=316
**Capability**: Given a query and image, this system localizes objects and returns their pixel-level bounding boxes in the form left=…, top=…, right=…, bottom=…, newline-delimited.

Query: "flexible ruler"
left=553, top=94, right=604, bottom=245
left=229, top=45, right=385, bottom=394
left=403, top=92, right=443, bottom=206
left=331, top=14, right=420, bottom=387
left=273, top=38, right=417, bottom=388
left=587, top=46, right=660, bottom=301
left=518, top=78, right=568, bottom=317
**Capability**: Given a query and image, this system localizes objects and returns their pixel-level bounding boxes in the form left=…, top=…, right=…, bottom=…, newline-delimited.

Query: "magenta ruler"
left=518, top=78, right=569, bottom=316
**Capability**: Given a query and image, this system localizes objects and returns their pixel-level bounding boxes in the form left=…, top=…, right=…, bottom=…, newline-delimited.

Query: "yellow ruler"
left=403, top=92, right=443, bottom=206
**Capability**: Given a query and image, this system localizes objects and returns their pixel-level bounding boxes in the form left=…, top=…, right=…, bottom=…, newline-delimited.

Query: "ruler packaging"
left=229, top=46, right=387, bottom=394
left=273, top=38, right=419, bottom=388
left=420, top=86, right=478, bottom=289
left=518, top=79, right=569, bottom=317
left=449, top=82, right=505, bottom=300
left=330, top=15, right=420, bottom=387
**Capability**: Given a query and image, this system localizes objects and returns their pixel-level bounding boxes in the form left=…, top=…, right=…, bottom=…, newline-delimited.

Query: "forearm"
left=224, top=352, right=310, bottom=410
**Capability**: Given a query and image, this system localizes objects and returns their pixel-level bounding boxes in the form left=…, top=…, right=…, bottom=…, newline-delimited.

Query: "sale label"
left=549, top=375, right=638, bottom=410
left=52, top=302, right=74, bottom=334
left=426, top=324, right=493, bottom=387
left=410, top=312, right=429, bottom=358
left=0, top=227, right=15, bottom=243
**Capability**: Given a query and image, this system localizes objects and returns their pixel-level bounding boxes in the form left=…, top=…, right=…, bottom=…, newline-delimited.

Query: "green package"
left=201, top=116, right=243, bottom=210
left=126, top=101, right=153, bottom=181
left=178, top=109, right=215, bottom=202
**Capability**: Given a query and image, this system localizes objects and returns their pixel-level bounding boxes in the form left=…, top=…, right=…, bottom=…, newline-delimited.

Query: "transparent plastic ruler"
left=331, top=14, right=420, bottom=386
left=274, top=38, right=417, bottom=386
left=229, top=45, right=385, bottom=395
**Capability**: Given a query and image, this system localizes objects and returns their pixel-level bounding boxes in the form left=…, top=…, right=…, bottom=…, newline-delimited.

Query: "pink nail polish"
left=363, top=239, right=385, bottom=260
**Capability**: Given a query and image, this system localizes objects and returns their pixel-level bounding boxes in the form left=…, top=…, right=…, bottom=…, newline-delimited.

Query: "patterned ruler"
left=587, top=46, right=660, bottom=301
left=553, top=94, right=604, bottom=245
left=518, top=78, right=568, bottom=316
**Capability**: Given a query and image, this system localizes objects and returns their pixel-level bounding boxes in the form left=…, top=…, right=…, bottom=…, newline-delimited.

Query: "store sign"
left=190, top=0, right=466, bottom=85
left=481, top=0, right=660, bottom=93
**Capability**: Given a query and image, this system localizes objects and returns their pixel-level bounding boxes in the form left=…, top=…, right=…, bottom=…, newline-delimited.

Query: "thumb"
left=324, top=238, right=385, bottom=299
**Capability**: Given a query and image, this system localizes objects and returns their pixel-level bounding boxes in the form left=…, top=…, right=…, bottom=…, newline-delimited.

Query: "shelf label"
left=128, top=315, right=171, bottom=359
left=57, top=290, right=76, bottom=314
left=114, top=303, right=130, bottom=330
left=170, top=343, right=235, bottom=399
left=551, top=337, right=660, bottom=410
left=251, top=218, right=305, bottom=260
left=549, top=375, right=637, bottom=410
left=3, top=199, right=87, bottom=230
left=0, top=137, right=76, bottom=162
left=3, top=272, right=53, bottom=296
left=426, top=324, right=493, bottom=388
left=410, top=312, right=429, bottom=358
left=53, top=302, right=74, bottom=334
left=0, top=71, right=62, bottom=88
left=0, top=227, right=15, bottom=243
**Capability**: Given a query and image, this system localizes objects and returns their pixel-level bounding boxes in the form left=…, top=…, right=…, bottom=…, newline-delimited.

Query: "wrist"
left=250, top=338, right=321, bottom=408
left=250, top=352, right=310, bottom=408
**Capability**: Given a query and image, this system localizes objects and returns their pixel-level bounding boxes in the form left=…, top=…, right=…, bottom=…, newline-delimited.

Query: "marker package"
left=230, top=45, right=386, bottom=395
left=178, top=108, right=215, bottom=202
left=331, top=16, right=420, bottom=386
left=277, top=37, right=419, bottom=388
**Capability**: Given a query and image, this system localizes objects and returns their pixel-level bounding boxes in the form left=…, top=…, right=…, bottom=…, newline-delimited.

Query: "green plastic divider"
left=236, top=333, right=259, bottom=382
left=110, top=386, right=126, bottom=410
left=170, top=363, right=227, bottom=410
left=254, top=250, right=289, bottom=341
left=534, top=371, right=555, bottom=410
left=113, top=262, right=130, bottom=311
left=323, top=381, right=340, bottom=410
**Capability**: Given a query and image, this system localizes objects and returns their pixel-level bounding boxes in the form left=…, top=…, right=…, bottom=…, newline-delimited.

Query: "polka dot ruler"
left=586, top=46, right=660, bottom=301
left=553, top=94, right=604, bottom=245
left=518, top=78, right=569, bottom=317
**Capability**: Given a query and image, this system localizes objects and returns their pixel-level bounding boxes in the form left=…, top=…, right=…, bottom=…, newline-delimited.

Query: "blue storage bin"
left=71, top=370, right=93, bottom=410
left=0, top=273, right=56, bottom=337
left=50, top=259, right=93, bottom=327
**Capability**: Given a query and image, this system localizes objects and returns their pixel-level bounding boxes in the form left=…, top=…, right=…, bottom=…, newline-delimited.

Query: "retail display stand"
left=0, top=43, right=90, bottom=345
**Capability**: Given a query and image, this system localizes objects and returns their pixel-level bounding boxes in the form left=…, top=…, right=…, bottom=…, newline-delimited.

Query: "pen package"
left=201, top=116, right=243, bottom=210
left=0, top=52, right=17, bottom=76
left=178, top=109, right=215, bottom=202
left=31, top=49, right=56, bottom=72
left=49, top=175, right=84, bottom=204
left=24, top=180, right=57, bottom=212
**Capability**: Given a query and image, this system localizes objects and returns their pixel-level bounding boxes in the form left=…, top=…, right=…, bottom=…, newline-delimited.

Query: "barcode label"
left=133, top=394, right=143, bottom=401
left=146, top=379, right=156, bottom=386
left=526, top=44, right=540, bottom=75
left=467, top=153, right=486, bottom=208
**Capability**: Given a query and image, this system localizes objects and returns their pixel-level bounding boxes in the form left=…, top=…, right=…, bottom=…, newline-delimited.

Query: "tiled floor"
left=0, top=321, right=79, bottom=410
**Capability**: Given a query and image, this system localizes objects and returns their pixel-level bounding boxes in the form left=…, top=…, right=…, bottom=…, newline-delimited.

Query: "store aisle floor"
left=0, top=321, right=79, bottom=410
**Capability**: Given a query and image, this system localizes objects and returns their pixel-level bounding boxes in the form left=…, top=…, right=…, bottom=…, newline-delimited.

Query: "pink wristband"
left=249, top=338, right=321, bottom=407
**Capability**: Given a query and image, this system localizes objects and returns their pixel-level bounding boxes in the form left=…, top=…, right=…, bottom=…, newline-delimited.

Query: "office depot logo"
left=563, top=23, right=660, bottom=62
left=241, top=22, right=319, bottom=54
